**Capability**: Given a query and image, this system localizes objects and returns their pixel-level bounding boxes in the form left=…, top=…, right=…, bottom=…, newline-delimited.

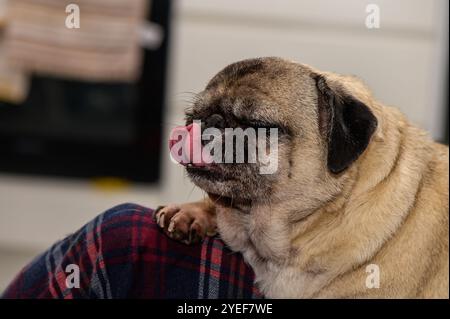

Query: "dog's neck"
left=207, top=193, right=253, bottom=213
left=213, top=164, right=360, bottom=264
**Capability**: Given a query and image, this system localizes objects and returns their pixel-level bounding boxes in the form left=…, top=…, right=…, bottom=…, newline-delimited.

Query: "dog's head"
left=176, top=57, right=378, bottom=207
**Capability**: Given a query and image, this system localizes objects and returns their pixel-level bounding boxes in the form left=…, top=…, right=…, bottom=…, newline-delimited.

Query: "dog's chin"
left=186, top=165, right=253, bottom=203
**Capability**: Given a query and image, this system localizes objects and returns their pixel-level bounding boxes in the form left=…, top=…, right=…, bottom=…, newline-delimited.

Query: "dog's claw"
left=154, top=203, right=215, bottom=245
left=168, top=220, right=176, bottom=233
left=153, top=206, right=165, bottom=222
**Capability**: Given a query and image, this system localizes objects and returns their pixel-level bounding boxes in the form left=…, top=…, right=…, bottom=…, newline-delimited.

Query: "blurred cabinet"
left=0, top=0, right=172, bottom=183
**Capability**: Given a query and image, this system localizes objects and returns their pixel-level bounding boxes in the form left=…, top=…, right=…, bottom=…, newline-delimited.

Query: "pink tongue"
left=169, top=123, right=211, bottom=166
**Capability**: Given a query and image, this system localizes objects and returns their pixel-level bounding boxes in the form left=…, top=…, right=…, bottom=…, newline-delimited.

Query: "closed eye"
left=247, top=121, right=276, bottom=129
left=243, top=120, right=287, bottom=134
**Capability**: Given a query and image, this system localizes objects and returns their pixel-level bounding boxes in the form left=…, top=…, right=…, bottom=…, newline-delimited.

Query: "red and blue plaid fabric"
left=2, top=203, right=262, bottom=299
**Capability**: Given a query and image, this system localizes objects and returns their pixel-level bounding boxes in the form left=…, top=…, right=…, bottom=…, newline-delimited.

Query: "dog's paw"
left=153, top=203, right=217, bottom=245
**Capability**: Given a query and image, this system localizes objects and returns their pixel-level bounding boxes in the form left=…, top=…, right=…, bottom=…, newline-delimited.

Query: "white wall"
left=0, top=0, right=448, bottom=290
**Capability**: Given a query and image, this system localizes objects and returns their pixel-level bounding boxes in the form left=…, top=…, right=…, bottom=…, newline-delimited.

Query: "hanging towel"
left=0, top=0, right=29, bottom=104
left=4, top=0, right=149, bottom=83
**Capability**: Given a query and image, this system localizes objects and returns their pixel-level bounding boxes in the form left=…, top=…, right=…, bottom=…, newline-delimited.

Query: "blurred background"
left=0, top=0, right=448, bottom=290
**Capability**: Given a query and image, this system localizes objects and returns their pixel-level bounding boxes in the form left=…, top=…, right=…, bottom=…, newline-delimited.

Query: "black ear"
left=314, top=75, right=378, bottom=174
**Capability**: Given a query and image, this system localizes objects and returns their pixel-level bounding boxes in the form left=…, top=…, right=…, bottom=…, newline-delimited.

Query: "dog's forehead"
left=206, top=57, right=297, bottom=90
left=199, top=58, right=316, bottom=120
left=199, top=84, right=280, bottom=121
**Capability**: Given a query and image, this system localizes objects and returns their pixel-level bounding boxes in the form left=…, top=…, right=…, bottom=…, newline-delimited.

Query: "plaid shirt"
left=2, top=203, right=262, bottom=299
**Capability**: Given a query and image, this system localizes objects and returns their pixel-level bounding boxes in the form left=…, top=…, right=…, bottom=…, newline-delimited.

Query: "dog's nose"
left=169, top=122, right=211, bottom=166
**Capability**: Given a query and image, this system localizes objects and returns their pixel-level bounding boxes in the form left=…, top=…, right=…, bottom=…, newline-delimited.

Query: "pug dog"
left=154, top=57, right=449, bottom=298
